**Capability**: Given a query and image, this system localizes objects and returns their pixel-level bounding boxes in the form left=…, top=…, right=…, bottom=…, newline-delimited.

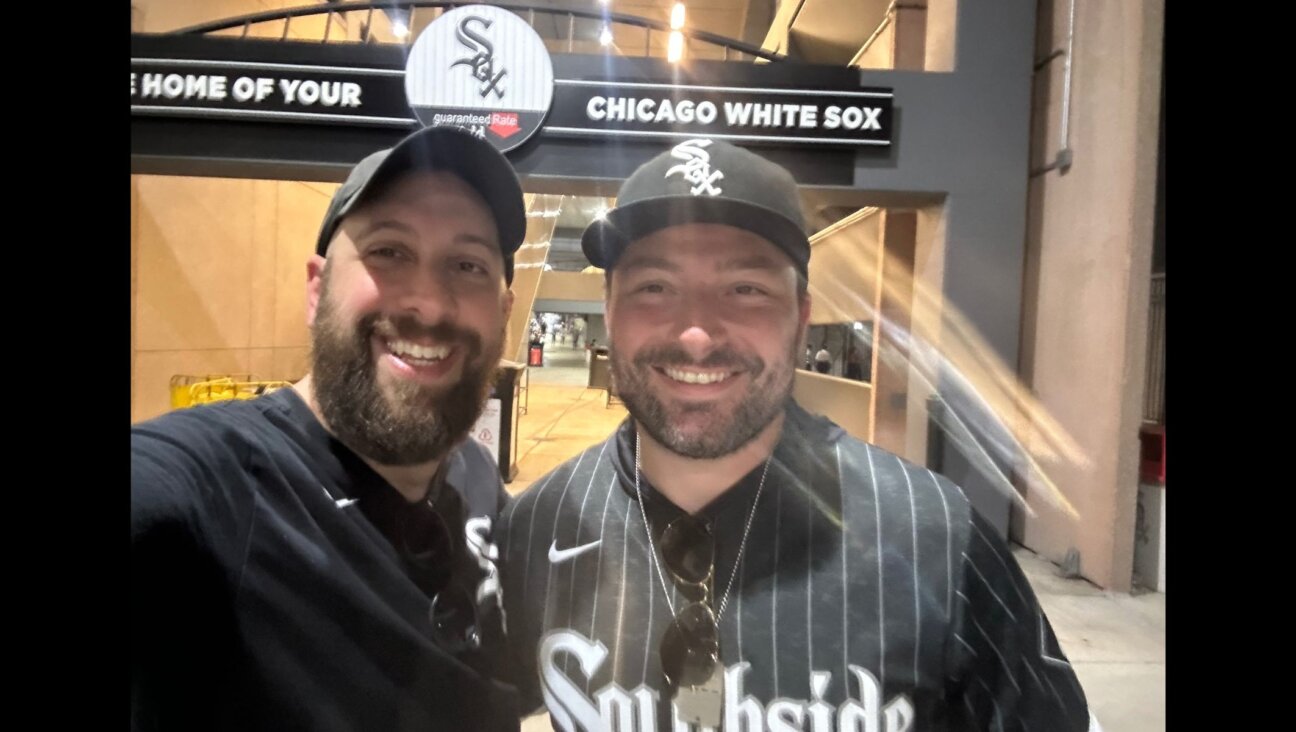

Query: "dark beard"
left=309, top=277, right=503, bottom=466
left=609, top=337, right=797, bottom=459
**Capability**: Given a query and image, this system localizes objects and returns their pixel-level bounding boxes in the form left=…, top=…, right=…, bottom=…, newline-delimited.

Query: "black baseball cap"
left=581, top=139, right=809, bottom=277
left=315, top=126, right=527, bottom=284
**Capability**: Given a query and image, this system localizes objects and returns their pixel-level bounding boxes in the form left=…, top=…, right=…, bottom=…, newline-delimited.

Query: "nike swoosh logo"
left=549, top=539, right=602, bottom=564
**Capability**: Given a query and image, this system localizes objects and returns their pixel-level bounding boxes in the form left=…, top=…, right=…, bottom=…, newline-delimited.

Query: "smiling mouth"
left=384, top=338, right=452, bottom=366
left=658, top=366, right=735, bottom=385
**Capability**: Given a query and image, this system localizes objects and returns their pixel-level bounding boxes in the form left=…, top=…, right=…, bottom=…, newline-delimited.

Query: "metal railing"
left=168, top=1, right=784, bottom=63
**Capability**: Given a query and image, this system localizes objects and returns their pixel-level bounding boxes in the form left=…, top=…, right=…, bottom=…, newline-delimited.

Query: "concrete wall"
left=1016, top=0, right=1164, bottom=590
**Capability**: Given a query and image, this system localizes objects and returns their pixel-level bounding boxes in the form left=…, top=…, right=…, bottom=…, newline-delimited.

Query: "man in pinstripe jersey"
left=495, top=139, right=1100, bottom=732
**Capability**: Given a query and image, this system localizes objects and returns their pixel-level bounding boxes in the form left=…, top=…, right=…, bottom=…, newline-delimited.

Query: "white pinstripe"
left=541, top=451, right=589, bottom=625
left=500, top=488, right=521, bottom=566
left=898, top=456, right=921, bottom=684
left=565, top=444, right=608, bottom=622
left=738, top=530, right=745, bottom=662
left=1040, top=612, right=1073, bottom=668
left=563, top=448, right=606, bottom=680
left=1021, top=658, right=1047, bottom=691
left=970, top=518, right=1032, bottom=607
left=641, top=519, right=655, bottom=684
left=965, top=608, right=1022, bottom=693
left=612, top=491, right=634, bottom=679
left=806, top=469, right=814, bottom=684
left=1036, top=653, right=1070, bottom=715
left=958, top=562, right=1020, bottom=622
left=589, top=474, right=618, bottom=645
left=520, top=470, right=559, bottom=609
left=976, top=677, right=1009, bottom=732
left=837, top=442, right=849, bottom=693
left=865, top=445, right=885, bottom=688
left=929, top=470, right=954, bottom=623
left=772, top=484, right=782, bottom=697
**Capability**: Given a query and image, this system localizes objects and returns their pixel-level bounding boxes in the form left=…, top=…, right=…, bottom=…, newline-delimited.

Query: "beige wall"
left=758, top=0, right=801, bottom=56
left=924, top=0, right=956, bottom=72
left=506, top=196, right=559, bottom=363
left=903, top=204, right=949, bottom=466
left=131, top=175, right=327, bottom=423
left=806, top=207, right=924, bottom=455
left=1017, top=0, right=1163, bottom=590
left=892, top=6, right=928, bottom=71
left=535, top=271, right=606, bottom=302
left=849, top=6, right=927, bottom=71
left=807, top=209, right=881, bottom=325
left=794, top=371, right=872, bottom=442
left=133, top=0, right=263, bottom=34
left=854, top=19, right=895, bottom=70
left=506, top=267, right=544, bottom=364
left=870, top=211, right=918, bottom=456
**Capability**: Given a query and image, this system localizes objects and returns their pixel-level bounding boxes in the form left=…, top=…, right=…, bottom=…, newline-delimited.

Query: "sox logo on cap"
left=665, top=139, right=725, bottom=196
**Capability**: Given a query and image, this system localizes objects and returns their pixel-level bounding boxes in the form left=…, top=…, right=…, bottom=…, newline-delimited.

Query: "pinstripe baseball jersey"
left=496, top=402, right=1094, bottom=731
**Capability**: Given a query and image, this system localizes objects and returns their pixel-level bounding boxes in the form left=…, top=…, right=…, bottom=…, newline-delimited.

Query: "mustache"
left=630, top=344, right=764, bottom=374
left=366, top=314, right=483, bottom=351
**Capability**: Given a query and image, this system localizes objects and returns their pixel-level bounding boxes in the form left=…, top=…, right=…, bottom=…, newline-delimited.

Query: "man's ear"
left=502, top=286, right=515, bottom=320
left=306, top=254, right=326, bottom=327
left=795, top=288, right=812, bottom=348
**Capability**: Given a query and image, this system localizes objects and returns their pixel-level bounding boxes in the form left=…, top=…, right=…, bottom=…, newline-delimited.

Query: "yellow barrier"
left=170, top=374, right=290, bottom=409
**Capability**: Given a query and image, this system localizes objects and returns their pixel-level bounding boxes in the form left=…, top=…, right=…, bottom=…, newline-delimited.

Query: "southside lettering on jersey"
left=495, top=403, right=1093, bottom=732
left=541, top=632, right=914, bottom=731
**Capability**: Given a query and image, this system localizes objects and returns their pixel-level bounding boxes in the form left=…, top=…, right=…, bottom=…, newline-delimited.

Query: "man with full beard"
left=495, top=139, right=1099, bottom=731
left=131, top=126, right=523, bottom=731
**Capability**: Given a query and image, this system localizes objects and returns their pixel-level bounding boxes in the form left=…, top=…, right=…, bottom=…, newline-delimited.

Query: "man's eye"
left=367, top=246, right=407, bottom=261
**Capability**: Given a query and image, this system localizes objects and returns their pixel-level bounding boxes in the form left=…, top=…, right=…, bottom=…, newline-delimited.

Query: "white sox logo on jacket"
left=540, top=629, right=915, bottom=732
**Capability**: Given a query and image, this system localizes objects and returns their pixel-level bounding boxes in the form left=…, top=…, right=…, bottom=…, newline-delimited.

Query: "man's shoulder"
left=131, top=395, right=300, bottom=539
left=787, top=402, right=964, bottom=497
left=132, top=393, right=272, bottom=450
left=132, top=396, right=282, bottom=463
left=815, top=421, right=974, bottom=530
left=504, top=434, right=619, bottom=515
left=449, top=436, right=499, bottom=477
left=445, top=437, right=508, bottom=518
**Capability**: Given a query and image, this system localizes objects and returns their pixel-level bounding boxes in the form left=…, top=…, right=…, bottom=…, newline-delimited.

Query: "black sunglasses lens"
left=660, top=602, right=719, bottom=688
left=400, top=506, right=452, bottom=565
left=431, top=584, right=481, bottom=651
left=398, top=505, right=457, bottom=594
left=660, top=516, right=714, bottom=587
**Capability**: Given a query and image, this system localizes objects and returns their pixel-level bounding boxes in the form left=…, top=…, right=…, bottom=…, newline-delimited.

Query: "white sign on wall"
left=471, top=398, right=503, bottom=464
